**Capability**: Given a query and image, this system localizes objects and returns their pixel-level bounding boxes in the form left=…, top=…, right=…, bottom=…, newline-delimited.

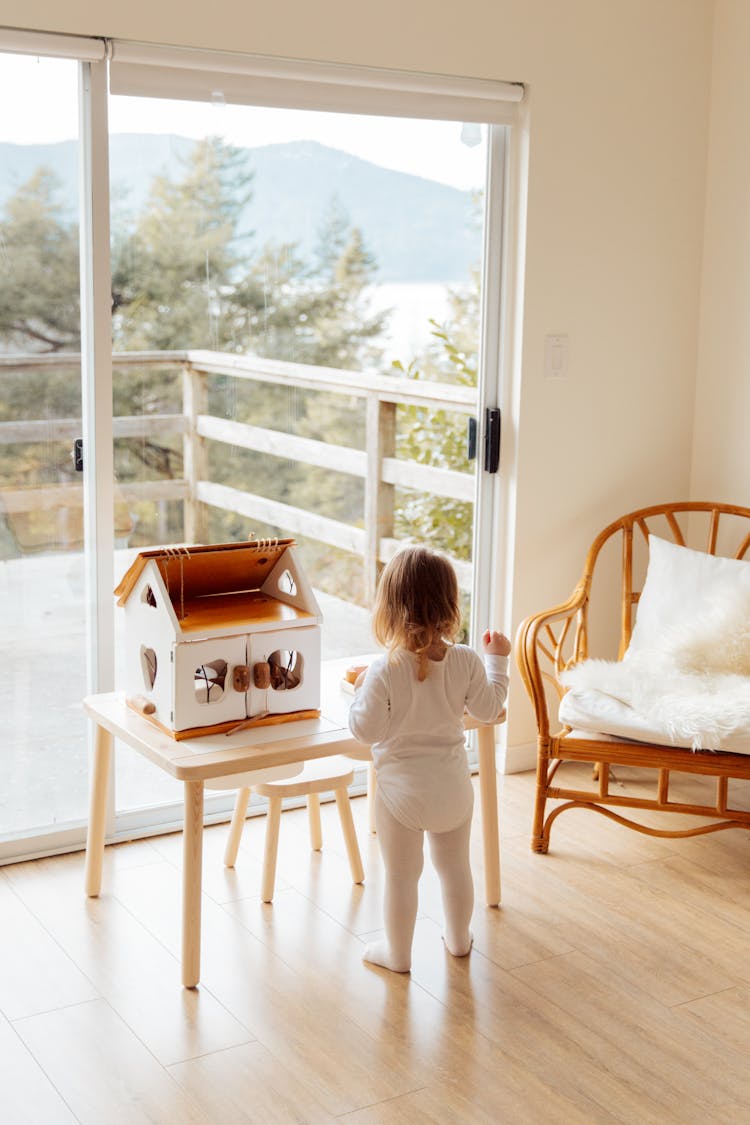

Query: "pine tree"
left=0, top=168, right=80, bottom=354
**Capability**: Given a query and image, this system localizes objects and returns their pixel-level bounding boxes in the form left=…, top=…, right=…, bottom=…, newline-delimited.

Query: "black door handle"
left=484, top=408, right=501, bottom=474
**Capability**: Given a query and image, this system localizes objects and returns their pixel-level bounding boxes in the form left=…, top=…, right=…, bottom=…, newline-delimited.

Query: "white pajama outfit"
left=348, top=645, right=509, bottom=833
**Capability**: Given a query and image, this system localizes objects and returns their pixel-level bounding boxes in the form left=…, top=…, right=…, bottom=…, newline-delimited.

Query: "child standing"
left=348, top=545, right=510, bottom=973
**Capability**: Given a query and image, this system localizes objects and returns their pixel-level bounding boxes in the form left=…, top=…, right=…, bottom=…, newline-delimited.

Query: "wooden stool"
left=224, top=755, right=365, bottom=903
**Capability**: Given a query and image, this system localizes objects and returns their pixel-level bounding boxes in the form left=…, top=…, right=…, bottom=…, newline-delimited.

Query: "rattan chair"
left=515, top=501, right=750, bottom=853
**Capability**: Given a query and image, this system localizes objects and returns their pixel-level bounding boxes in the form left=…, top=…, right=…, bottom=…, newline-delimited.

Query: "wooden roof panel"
left=114, top=539, right=295, bottom=607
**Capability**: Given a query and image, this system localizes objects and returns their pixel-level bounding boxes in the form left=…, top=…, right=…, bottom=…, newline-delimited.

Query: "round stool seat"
left=252, top=755, right=355, bottom=799
left=206, top=762, right=302, bottom=791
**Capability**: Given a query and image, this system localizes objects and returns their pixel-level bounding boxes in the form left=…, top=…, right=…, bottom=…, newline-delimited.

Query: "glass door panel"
left=0, top=55, right=88, bottom=840
left=107, top=93, right=494, bottom=818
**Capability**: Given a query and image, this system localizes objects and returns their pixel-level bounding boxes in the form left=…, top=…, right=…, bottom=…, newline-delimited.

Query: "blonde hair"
left=372, top=546, right=462, bottom=681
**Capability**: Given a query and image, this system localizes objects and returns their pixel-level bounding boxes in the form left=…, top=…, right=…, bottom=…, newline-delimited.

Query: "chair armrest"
left=514, top=582, right=589, bottom=741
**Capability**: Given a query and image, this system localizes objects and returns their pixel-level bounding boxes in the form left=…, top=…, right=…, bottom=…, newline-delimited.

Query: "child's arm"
left=348, top=658, right=391, bottom=744
left=464, top=631, right=510, bottom=722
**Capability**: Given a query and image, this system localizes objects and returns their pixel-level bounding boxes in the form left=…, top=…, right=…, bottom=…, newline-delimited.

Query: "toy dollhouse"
left=114, top=538, right=322, bottom=739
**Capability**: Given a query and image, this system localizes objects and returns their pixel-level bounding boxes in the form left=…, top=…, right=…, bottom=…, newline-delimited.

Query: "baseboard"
left=502, top=741, right=537, bottom=774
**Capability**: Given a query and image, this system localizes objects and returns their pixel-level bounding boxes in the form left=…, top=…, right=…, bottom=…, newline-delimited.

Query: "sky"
left=0, top=53, right=487, bottom=191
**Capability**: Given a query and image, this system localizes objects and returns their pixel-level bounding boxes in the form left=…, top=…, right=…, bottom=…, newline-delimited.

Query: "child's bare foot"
left=363, top=941, right=411, bottom=973
left=443, top=929, right=474, bottom=957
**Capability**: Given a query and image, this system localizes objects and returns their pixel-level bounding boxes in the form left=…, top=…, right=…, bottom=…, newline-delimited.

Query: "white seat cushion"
left=559, top=686, right=750, bottom=755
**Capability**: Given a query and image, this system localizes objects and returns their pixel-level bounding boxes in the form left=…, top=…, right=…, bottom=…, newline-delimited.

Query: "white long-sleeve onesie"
left=348, top=645, right=509, bottom=833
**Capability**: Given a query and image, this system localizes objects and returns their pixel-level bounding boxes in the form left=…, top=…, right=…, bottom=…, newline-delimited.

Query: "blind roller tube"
left=110, top=42, right=523, bottom=123
left=0, top=28, right=105, bottom=61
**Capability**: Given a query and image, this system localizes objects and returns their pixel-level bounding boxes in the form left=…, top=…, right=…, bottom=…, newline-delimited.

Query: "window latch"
left=467, top=416, right=477, bottom=461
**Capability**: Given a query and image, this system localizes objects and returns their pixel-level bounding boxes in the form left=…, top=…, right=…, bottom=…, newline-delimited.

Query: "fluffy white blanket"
left=561, top=587, right=750, bottom=750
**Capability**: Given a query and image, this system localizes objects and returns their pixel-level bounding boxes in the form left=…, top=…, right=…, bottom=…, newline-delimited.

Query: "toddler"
left=348, top=545, right=509, bottom=972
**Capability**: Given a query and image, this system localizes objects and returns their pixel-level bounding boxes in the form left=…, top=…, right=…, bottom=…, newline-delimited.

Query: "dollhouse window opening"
left=141, top=585, right=157, bottom=608
left=268, top=649, right=303, bottom=691
left=277, top=569, right=297, bottom=596
left=194, top=659, right=228, bottom=704
left=141, top=646, right=158, bottom=689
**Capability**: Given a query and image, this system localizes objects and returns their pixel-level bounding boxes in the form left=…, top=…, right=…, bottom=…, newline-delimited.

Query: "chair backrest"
left=581, top=502, right=750, bottom=660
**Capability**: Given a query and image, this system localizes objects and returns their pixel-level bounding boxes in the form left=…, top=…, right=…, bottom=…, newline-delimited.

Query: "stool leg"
left=334, top=787, right=364, bottom=885
left=261, top=795, right=283, bottom=903
left=367, top=762, right=377, bottom=835
left=224, top=787, right=251, bottom=867
left=308, top=793, right=322, bottom=851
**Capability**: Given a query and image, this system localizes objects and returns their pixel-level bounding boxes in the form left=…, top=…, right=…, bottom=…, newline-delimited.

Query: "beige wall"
left=692, top=0, right=750, bottom=505
left=3, top=1, right=715, bottom=764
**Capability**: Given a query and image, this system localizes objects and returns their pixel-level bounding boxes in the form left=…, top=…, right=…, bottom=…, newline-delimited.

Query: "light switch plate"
left=544, top=333, right=569, bottom=378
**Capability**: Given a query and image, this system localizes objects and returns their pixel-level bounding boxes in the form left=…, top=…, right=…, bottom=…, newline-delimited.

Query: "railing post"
left=182, top=361, right=209, bottom=543
left=364, top=395, right=396, bottom=604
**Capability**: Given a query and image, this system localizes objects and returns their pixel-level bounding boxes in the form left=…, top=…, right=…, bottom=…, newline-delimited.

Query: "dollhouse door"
left=172, top=635, right=248, bottom=732
left=247, top=627, right=321, bottom=718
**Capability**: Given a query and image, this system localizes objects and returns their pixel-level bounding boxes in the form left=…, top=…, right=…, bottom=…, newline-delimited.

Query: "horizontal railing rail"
left=0, top=350, right=477, bottom=595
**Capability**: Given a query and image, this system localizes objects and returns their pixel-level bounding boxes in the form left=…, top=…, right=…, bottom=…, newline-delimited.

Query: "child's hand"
left=483, top=629, right=511, bottom=657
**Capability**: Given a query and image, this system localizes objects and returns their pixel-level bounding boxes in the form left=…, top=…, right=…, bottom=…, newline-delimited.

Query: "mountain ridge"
left=0, top=135, right=481, bottom=283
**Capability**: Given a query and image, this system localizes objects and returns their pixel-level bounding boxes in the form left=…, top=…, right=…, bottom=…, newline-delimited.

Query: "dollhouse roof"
left=114, top=539, right=321, bottom=636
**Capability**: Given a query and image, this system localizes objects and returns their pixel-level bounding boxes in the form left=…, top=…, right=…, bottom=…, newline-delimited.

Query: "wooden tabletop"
left=83, top=654, right=503, bottom=783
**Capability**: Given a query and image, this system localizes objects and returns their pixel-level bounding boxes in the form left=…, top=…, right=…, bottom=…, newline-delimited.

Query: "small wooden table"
left=84, top=656, right=505, bottom=987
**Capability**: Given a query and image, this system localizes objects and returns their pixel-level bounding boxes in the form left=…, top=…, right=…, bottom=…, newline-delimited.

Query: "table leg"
left=85, top=723, right=113, bottom=897
left=477, top=725, right=501, bottom=906
left=182, top=780, right=205, bottom=988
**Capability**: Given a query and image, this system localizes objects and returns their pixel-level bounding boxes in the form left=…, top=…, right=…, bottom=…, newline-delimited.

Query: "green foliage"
left=391, top=274, right=479, bottom=561
left=0, top=169, right=80, bottom=352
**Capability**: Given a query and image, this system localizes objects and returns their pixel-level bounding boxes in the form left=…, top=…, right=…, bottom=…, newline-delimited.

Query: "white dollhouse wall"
left=261, top=546, right=319, bottom=615
left=124, top=563, right=177, bottom=726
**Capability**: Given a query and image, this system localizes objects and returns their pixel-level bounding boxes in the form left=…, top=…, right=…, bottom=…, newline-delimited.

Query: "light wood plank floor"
left=2, top=765, right=750, bottom=1123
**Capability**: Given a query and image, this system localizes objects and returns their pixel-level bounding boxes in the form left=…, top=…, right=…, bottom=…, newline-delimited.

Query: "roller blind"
left=0, top=27, right=105, bottom=61
left=109, top=41, right=523, bottom=123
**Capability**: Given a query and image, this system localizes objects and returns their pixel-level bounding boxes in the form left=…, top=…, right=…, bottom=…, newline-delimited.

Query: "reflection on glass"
left=0, top=54, right=88, bottom=838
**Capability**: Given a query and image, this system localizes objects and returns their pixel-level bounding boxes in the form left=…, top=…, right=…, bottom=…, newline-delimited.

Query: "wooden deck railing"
left=0, top=350, right=477, bottom=599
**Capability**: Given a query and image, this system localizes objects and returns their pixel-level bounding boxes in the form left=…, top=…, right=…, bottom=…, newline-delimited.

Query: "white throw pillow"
left=628, top=534, right=750, bottom=659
